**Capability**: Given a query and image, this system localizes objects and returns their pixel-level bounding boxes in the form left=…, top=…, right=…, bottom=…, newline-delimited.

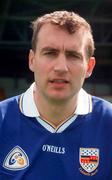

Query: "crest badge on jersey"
left=3, top=146, right=29, bottom=171
left=79, top=148, right=99, bottom=175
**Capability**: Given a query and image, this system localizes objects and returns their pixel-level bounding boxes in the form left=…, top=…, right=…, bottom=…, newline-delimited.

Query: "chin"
left=48, top=94, right=70, bottom=103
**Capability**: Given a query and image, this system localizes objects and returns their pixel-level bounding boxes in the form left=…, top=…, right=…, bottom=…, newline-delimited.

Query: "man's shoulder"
left=92, top=95, right=112, bottom=107
left=0, top=95, right=20, bottom=106
left=91, top=95, right=112, bottom=116
left=0, top=95, right=21, bottom=117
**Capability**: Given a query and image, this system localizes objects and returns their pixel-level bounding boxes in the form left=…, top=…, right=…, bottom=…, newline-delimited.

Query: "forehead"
left=37, top=23, right=88, bottom=51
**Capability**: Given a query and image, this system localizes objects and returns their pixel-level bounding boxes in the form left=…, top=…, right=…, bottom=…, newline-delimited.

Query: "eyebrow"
left=65, top=50, right=83, bottom=58
left=41, top=47, right=59, bottom=52
left=41, top=46, right=83, bottom=58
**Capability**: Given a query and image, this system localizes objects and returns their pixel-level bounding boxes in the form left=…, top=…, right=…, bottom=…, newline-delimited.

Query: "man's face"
left=29, top=23, right=95, bottom=103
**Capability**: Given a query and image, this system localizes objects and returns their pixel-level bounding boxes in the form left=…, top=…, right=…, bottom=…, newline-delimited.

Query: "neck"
left=33, top=89, right=78, bottom=128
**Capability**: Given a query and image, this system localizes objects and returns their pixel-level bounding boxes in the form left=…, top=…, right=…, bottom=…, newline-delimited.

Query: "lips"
left=49, top=79, right=69, bottom=83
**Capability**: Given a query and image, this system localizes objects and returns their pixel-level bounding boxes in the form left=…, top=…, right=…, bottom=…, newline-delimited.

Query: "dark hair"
left=31, top=11, right=95, bottom=58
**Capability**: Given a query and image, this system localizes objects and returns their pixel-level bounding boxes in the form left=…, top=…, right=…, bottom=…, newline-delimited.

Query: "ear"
left=86, top=57, right=96, bottom=78
left=29, top=49, right=35, bottom=72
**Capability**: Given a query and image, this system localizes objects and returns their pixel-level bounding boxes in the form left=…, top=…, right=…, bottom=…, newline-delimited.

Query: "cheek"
left=79, top=62, right=88, bottom=76
left=73, top=63, right=87, bottom=75
left=35, top=63, right=49, bottom=81
left=71, top=64, right=88, bottom=83
left=38, top=63, right=48, bottom=74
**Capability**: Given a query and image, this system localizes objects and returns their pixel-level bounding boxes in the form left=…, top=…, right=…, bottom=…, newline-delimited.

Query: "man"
left=0, top=11, right=112, bottom=180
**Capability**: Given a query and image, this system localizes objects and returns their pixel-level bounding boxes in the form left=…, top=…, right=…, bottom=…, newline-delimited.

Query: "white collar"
left=19, top=83, right=92, bottom=133
left=19, top=82, right=92, bottom=117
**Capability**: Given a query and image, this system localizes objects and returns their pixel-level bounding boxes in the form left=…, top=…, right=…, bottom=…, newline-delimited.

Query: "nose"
left=54, top=54, right=68, bottom=73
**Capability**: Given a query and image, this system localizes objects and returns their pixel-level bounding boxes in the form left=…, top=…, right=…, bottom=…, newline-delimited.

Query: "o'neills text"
left=42, top=144, right=65, bottom=154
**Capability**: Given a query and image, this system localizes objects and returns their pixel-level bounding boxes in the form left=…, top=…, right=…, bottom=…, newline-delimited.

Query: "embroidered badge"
left=3, top=146, right=29, bottom=171
left=79, top=148, right=99, bottom=176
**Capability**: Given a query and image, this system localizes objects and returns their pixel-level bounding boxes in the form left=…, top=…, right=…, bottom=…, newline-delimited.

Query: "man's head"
left=31, top=10, right=95, bottom=59
left=29, top=10, right=95, bottom=104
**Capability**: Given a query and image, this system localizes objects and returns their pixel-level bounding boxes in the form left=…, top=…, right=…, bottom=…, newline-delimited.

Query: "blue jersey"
left=0, top=91, right=112, bottom=179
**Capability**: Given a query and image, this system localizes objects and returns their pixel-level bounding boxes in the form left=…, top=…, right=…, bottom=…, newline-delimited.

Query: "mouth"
left=49, top=79, right=69, bottom=89
left=49, top=79, right=69, bottom=84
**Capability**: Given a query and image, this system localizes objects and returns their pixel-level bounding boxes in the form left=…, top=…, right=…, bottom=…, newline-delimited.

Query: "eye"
left=66, top=51, right=82, bottom=60
left=45, top=51, right=56, bottom=55
left=43, top=50, right=58, bottom=57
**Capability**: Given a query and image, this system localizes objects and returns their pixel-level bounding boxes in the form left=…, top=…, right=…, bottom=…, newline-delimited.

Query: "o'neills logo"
left=42, top=144, right=65, bottom=154
left=79, top=148, right=99, bottom=176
